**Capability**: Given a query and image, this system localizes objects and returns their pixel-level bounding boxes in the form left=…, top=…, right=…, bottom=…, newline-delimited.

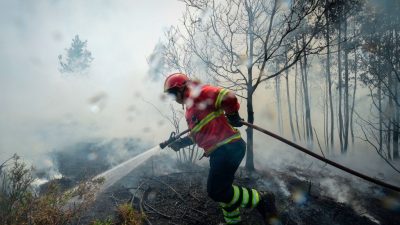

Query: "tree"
left=320, top=0, right=363, bottom=153
left=324, top=0, right=334, bottom=150
left=161, top=0, right=325, bottom=170
left=358, top=0, right=400, bottom=159
left=58, top=35, right=94, bottom=74
left=284, top=48, right=296, bottom=142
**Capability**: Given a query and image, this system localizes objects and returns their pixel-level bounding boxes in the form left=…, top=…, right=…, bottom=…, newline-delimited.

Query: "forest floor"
left=79, top=152, right=400, bottom=225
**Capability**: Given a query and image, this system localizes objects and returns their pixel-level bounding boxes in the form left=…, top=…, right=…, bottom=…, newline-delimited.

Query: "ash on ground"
left=81, top=153, right=399, bottom=225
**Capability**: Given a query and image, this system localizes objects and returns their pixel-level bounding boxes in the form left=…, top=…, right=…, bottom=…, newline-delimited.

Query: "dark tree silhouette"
left=58, top=35, right=94, bottom=74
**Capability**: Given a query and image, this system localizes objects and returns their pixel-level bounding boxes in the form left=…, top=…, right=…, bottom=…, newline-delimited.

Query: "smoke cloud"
left=0, top=0, right=185, bottom=172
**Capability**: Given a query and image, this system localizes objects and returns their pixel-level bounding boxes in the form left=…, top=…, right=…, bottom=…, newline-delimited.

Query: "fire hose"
left=160, top=122, right=400, bottom=192
left=241, top=121, right=400, bottom=193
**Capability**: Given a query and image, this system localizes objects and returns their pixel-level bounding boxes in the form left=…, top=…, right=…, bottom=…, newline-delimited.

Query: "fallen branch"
left=140, top=188, right=153, bottom=225
left=143, top=202, right=173, bottom=219
left=147, top=177, right=185, bottom=202
left=188, top=191, right=201, bottom=202
left=130, top=181, right=148, bottom=205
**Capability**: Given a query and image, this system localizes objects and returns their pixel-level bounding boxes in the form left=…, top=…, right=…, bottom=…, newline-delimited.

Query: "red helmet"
left=164, top=73, right=189, bottom=92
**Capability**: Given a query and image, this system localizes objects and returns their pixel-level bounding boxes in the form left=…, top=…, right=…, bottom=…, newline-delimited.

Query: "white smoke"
left=0, top=0, right=186, bottom=177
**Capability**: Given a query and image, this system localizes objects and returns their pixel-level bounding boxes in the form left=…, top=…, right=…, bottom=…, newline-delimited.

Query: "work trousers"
left=207, top=138, right=261, bottom=224
left=207, top=138, right=246, bottom=202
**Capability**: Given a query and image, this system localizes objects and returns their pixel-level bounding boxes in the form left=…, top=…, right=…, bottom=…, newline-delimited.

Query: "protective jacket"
left=185, top=83, right=241, bottom=155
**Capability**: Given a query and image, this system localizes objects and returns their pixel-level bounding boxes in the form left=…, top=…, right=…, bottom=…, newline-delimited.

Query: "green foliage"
left=90, top=203, right=144, bottom=225
left=116, top=203, right=143, bottom=225
left=91, top=218, right=114, bottom=225
left=58, top=35, right=94, bottom=74
left=0, top=154, right=34, bottom=225
left=0, top=155, right=144, bottom=225
left=0, top=154, right=103, bottom=225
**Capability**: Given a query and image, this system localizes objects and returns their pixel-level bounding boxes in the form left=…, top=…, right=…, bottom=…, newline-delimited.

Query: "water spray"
left=64, top=145, right=162, bottom=209
left=66, top=128, right=190, bottom=206
left=94, top=128, right=190, bottom=191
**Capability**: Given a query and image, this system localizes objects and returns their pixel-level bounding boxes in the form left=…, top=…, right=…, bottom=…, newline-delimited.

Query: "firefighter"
left=163, top=73, right=280, bottom=225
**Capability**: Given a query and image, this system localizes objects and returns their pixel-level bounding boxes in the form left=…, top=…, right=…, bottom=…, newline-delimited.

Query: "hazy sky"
left=0, top=0, right=186, bottom=162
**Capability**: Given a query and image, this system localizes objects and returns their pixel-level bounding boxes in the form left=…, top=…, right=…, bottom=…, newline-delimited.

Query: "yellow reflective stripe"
left=215, top=133, right=241, bottom=149
left=225, top=216, right=242, bottom=224
left=220, top=185, right=240, bottom=208
left=241, top=187, right=249, bottom=208
left=251, top=189, right=260, bottom=208
left=205, top=132, right=242, bottom=156
left=215, top=89, right=229, bottom=109
left=229, top=185, right=240, bottom=206
left=222, top=208, right=240, bottom=217
left=191, top=110, right=224, bottom=133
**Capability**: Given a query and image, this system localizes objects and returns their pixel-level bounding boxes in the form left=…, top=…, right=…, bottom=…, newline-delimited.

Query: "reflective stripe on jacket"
left=185, top=84, right=241, bottom=155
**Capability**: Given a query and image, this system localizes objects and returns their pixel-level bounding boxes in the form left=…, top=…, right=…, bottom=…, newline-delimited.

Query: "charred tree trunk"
left=301, top=35, right=313, bottom=146
left=394, top=104, right=399, bottom=159
left=378, top=79, right=383, bottom=153
left=295, top=62, right=302, bottom=141
left=394, top=31, right=400, bottom=159
left=387, top=71, right=394, bottom=160
left=246, top=91, right=255, bottom=171
left=338, top=12, right=344, bottom=153
left=275, top=74, right=283, bottom=135
left=344, top=16, right=349, bottom=153
left=325, top=2, right=334, bottom=150
left=286, top=61, right=296, bottom=141
left=350, top=55, right=357, bottom=145
left=245, top=8, right=255, bottom=171
left=350, top=22, right=357, bottom=145
left=296, top=39, right=307, bottom=141
left=299, top=55, right=307, bottom=141
left=394, top=79, right=399, bottom=159
left=324, top=69, right=329, bottom=150
left=387, top=119, right=392, bottom=160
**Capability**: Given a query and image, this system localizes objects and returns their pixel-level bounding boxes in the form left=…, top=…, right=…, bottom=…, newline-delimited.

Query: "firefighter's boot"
left=256, top=191, right=281, bottom=225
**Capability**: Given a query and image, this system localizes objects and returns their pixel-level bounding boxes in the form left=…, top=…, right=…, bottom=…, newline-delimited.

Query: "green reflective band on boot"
left=225, top=217, right=242, bottom=224
left=224, top=214, right=241, bottom=224
left=240, top=187, right=249, bottom=208
left=220, top=187, right=242, bottom=225
left=220, top=185, right=240, bottom=208
left=222, top=207, right=240, bottom=218
left=251, top=189, right=260, bottom=208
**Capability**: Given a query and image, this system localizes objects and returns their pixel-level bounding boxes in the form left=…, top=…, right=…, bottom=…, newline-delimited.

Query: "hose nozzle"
left=159, top=131, right=177, bottom=149
left=159, top=129, right=190, bottom=149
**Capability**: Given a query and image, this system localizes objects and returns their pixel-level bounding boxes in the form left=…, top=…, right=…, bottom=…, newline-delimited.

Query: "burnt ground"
left=81, top=153, right=400, bottom=225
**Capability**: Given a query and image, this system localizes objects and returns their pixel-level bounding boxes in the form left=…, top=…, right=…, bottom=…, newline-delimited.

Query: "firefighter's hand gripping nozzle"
left=159, top=129, right=190, bottom=150
left=159, top=131, right=177, bottom=149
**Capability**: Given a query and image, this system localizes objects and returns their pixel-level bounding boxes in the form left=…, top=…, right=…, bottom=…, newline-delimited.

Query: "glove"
left=226, top=112, right=243, bottom=127
left=169, top=136, right=194, bottom=151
